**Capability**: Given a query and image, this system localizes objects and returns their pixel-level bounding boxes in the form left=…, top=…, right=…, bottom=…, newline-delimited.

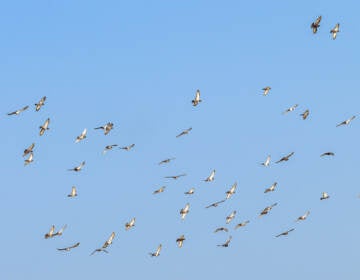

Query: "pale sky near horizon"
left=1, top=1, right=360, bottom=279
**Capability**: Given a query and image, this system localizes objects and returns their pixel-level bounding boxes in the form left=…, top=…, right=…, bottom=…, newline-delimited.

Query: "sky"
left=1, top=0, right=360, bottom=279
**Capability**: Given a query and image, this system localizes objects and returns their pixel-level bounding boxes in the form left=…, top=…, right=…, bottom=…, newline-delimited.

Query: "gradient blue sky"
left=1, top=0, right=360, bottom=279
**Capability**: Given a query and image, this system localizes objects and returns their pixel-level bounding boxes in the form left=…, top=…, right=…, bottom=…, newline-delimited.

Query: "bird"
left=164, top=174, right=186, bottom=180
left=153, top=186, right=166, bottom=194
left=296, top=211, right=310, bottom=222
left=180, top=203, right=190, bottom=220
left=283, top=104, right=298, bottom=114
left=262, top=86, right=271, bottom=96
left=214, top=227, right=229, bottom=233
left=184, top=188, right=195, bottom=195
left=158, top=158, right=175, bottom=165
left=35, top=96, right=46, bottom=111
left=330, top=23, right=340, bottom=40
left=44, top=224, right=67, bottom=239
left=336, top=116, right=356, bottom=127
left=225, top=182, right=237, bottom=199
left=23, top=143, right=35, bottom=157
left=235, top=220, right=250, bottom=229
left=103, top=144, right=118, bottom=154
left=311, top=16, right=322, bottom=34
left=149, top=244, right=162, bottom=257
left=90, top=232, right=115, bottom=255
left=75, top=128, right=87, bottom=143
left=7, top=105, right=29, bottom=116
left=275, top=228, right=295, bottom=238
left=264, top=182, right=278, bottom=193
left=204, top=169, right=216, bottom=182
left=120, top=144, right=135, bottom=151
left=192, top=89, right=202, bottom=106
left=226, top=211, right=236, bottom=224
left=275, top=152, right=294, bottom=163
left=39, top=118, right=50, bottom=136
left=320, top=192, right=330, bottom=200
left=176, top=127, right=192, bottom=138
left=259, top=203, right=278, bottom=217
left=217, top=236, right=232, bottom=247
left=54, top=224, right=67, bottom=237
left=261, top=155, right=271, bottom=167
left=320, top=152, right=335, bottom=157
left=57, top=242, right=80, bottom=252
left=67, top=186, right=77, bottom=198
left=125, top=218, right=136, bottom=230
left=68, top=161, right=85, bottom=172
left=24, top=152, right=34, bottom=166
left=300, top=109, right=310, bottom=120
left=176, top=235, right=185, bottom=248
left=205, top=199, right=226, bottom=208
left=94, top=122, right=114, bottom=135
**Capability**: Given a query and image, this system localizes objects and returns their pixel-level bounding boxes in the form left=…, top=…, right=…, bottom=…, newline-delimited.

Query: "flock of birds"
left=8, top=16, right=353, bottom=257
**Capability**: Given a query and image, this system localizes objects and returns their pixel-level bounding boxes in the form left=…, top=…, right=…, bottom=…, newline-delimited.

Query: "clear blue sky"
left=1, top=0, right=359, bottom=279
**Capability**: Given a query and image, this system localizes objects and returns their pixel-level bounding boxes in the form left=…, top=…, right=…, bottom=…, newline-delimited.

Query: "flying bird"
left=57, top=242, right=80, bottom=252
left=153, top=186, right=166, bottom=194
left=192, top=89, right=202, bottom=106
left=7, top=105, right=29, bottom=116
left=75, top=128, right=87, bottom=143
left=176, top=235, right=185, bottom=248
left=261, top=155, right=271, bottom=167
left=264, top=182, right=278, bottom=193
left=320, top=192, right=330, bottom=200
left=67, top=186, right=77, bottom=198
left=120, top=144, right=135, bottom=151
left=204, top=169, right=216, bottom=182
left=184, top=188, right=195, bottom=195
left=149, top=244, right=162, bottom=257
left=180, top=203, right=190, bottom=220
left=235, top=220, right=250, bottom=229
left=176, top=127, right=192, bottom=138
left=320, top=152, right=335, bottom=157
left=39, top=118, right=50, bottom=136
left=217, top=236, right=232, bottom=247
left=68, top=161, right=85, bottom=172
left=225, top=182, right=237, bottom=199
left=275, top=152, right=294, bottom=163
left=311, top=16, right=322, bottom=34
left=330, top=23, right=340, bottom=40
left=103, top=144, right=118, bottom=154
left=164, top=174, right=186, bottom=180
left=262, top=86, right=271, bottom=96
left=24, top=152, right=34, bottom=166
left=259, top=203, right=278, bottom=217
left=283, top=104, right=298, bottom=114
left=158, top=158, right=175, bottom=165
left=90, top=232, right=115, bottom=255
left=300, top=109, right=310, bottom=120
left=275, top=228, right=295, bottom=238
left=94, top=122, right=114, bottom=135
left=226, top=211, right=236, bottom=224
left=44, top=224, right=67, bottom=239
left=205, top=199, right=226, bottom=208
left=125, top=218, right=136, bottom=230
left=23, top=143, right=35, bottom=157
left=296, top=211, right=310, bottom=222
left=214, top=227, right=229, bottom=233
left=35, top=96, right=46, bottom=111
left=336, top=116, right=356, bottom=127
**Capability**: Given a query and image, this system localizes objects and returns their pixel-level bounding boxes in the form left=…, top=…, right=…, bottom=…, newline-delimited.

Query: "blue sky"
left=1, top=0, right=359, bottom=279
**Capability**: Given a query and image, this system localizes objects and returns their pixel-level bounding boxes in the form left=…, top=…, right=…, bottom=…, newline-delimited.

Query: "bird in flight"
left=158, top=157, right=175, bottom=165
left=184, top=188, right=195, bottom=195
left=320, top=152, right=335, bottom=157
left=44, top=224, right=67, bottom=239
left=7, top=105, right=29, bottom=116
left=23, top=143, right=35, bottom=157
left=90, top=232, right=115, bottom=255
left=176, top=127, right=192, bottom=138
left=214, top=227, right=229, bottom=233
left=120, top=144, right=135, bottom=151
left=264, top=182, right=278, bottom=193
left=217, top=236, right=232, bottom=247
left=149, top=244, right=162, bottom=257
left=35, top=96, right=46, bottom=111
left=176, top=235, right=185, bottom=248
left=75, top=128, right=87, bottom=143
left=24, top=152, right=34, bottom=166
left=262, top=86, right=271, bottom=96
left=275, top=228, right=295, bottom=238
left=180, top=203, right=190, bottom=220
left=205, top=199, right=226, bottom=209
left=259, top=203, right=278, bottom=217
left=235, top=220, right=250, bottom=229
left=261, top=155, right=271, bottom=167
left=39, top=118, right=50, bottom=136
left=300, top=109, right=310, bottom=120
left=125, top=218, right=136, bottom=230
left=204, top=169, right=216, bottom=182
left=67, top=186, right=77, bottom=198
left=330, top=23, right=340, bottom=40
left=295, top=211, right=310, bottom=222
left=94, top=122, right=114, bottom=135
left=164, top=174, right=186, bottom=180
left=68, top=161, right=85, bottom=172
left=192, top=89, right=202, bottom=106
left=226, top=211, right=236, bottom=224
left=336, top=116, right=356, bottom=127
left=311, top=16, right=322, bottom=34
left=103, top=144, right=118, bottom=154
left=153, top=186, right=166, bottom=194
left=225, top=182, right=237, bottom=199
left=283, top=104, right=298, bottom=114
left=275, top=152, right=294, bottom=163
left=57, top=242, right=80, bottom=252
left=320, top=192, right=330, bottom=200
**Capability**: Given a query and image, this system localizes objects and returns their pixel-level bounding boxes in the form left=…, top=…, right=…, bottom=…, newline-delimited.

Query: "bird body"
left=275, top=152, right=294, bottom=163
left=235, top=220, right=250, bottom=229
left=311, top=16, right=322, bottom=33
left=39, top=118, right=50, bottom=136
left=57, top=242, right=80, bottom=252
left=275, top=228, right=295, bottom=238
left=336, top=116, right=356, bottom=127
left=283, top=104, right=298, bottom=114
left=153, top=186, right=166, bottom=194
left=164, top=174, right=186, bottom=180
left=103, top=144, right=118, bottom=154
left=23, top=143, right=35, bottom=157
left=262, top=86, right=271, bottom=96
left=218, top=236, right=232, bottom=247
left=192, top=90, right=202, bottom=106
left=68, top=161, right=85, bottom=172
left=261, top=155, right=271, bottom=167
left=214, top=227, right=229, bottom=233
left=184, top=188, right=195, bottom=195
left=75, top=128, right=87, bottom=143
left=205, top=199, right=226, bottom=208
left=35, top=96, right=46, bottom=111
left=158, top=158, right=175, bottom=165
left=125, top=218, right=136, bottom=230
left=320, top=152, right=335, bottom=157
left=320, top=192, right=330, bottom=200
left=259, top=203, right=277, bottom=217
left=120, top=144, right=135, bottom=151
left=67, top=186, right=77, bottom=197
left=24, top=152, right=34, bottom=166
left=330, top=23, right=340, bottom=40
left=176, top=235, right=185, bottom=248
left=94, top=122, right=114, bottom=135
left=7, top=105, right=29, bottom=116
left=180, top=203, right=190, bottom=220
left=300, top=109, right=310, bottom=120
left=296, top=211, right=310, bottom=222
left=225, top=182, right=237, bottom=199
left=149, top=244, right=162, bottom=257
left=226, top=211, right=236, bottom=224
left=91, top=232, right=115, bottom=255
left=176, top=127, right=192, bottom=138
left=264, top=182, right=278, bottom=193
left=204, top=169, right=216, bottom=182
